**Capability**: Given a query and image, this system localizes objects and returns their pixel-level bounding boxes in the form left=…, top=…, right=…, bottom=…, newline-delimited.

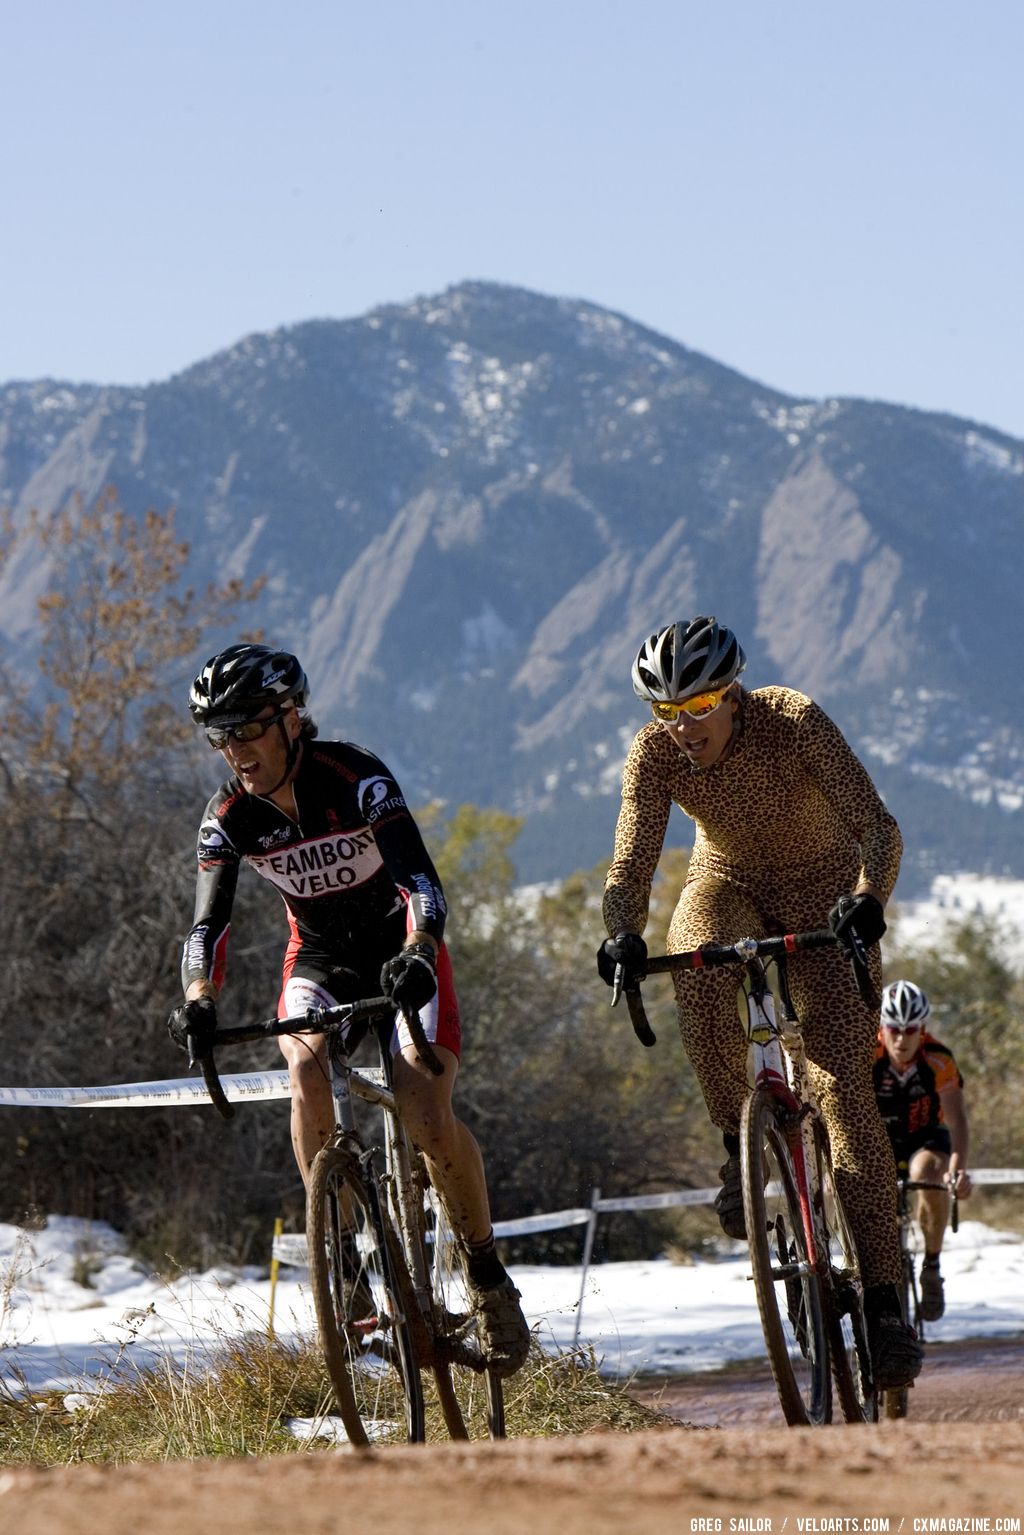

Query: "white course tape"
left=272, top=1233, right=312, bottom=1267
left=272, top=1204, right=597, bottom=1267
left=492, top=1208, right=592, bottom=1237
left=0, top=1070, right=293, bottom=1109
left=595, top=1187, right=719, bottom=1214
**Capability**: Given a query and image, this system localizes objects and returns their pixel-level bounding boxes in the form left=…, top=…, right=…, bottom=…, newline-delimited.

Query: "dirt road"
left=639, top=1338, right=1024, bottom=1428
left=2, top=1341, right=1021, bottom=1534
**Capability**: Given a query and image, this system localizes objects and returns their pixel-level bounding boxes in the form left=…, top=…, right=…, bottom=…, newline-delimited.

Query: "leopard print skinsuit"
left=603, top=685, right=902, bottom=1287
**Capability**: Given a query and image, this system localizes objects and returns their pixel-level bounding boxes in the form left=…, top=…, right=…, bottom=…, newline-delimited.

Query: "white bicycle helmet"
left=632, top=616, right=746, bottom=702
left=880, top=980, right=931, bottom=1029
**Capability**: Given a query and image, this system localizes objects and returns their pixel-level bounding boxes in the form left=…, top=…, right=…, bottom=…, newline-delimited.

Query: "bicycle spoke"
left=426, top=1190, right=505, bottom=1440
left=742, top=1087, right=831, bottom=1427
left=814, top=1124, right=877, bottom=1423
left=307, top=1145, right=424, bottom=1445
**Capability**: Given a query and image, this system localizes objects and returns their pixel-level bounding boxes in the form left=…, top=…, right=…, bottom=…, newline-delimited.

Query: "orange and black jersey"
left=873, top=1032, right=963, bottom=1151
left=181, top=740, right=446, bottom=991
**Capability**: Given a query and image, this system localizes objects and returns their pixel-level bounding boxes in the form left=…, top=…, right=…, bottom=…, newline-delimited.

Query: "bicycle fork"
left=743, top=965, right=820, bottom=1270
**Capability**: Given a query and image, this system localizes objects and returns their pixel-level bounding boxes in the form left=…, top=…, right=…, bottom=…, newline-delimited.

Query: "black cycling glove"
left=381, top=943, right=437, bottom=1012
left=167, top=996, right=218, bottom=1059
left=828, top=893, right=886, bottom=957
left=596, top=931, right=648, bottom=987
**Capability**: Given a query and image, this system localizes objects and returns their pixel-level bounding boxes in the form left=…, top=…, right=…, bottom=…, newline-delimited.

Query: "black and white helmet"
left=880, top=980, right=931, bottom=1029
left=632, top=616, right=746, bottom=702
left=188, top=644, right=309, bottom=726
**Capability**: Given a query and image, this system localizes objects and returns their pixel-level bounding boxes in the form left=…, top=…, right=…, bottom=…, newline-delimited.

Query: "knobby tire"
left=742, top=1087, right=831, bottom=1426
left=813, top=1122, right=877, bottom=1422
left=427, top=1192, right=505, bottom=1440
left=307, top=1143, right=425, bottom=1446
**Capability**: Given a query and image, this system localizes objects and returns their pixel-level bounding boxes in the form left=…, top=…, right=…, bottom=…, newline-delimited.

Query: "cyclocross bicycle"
left=883, top=1170, right=959, bottom=1420
left=196, top=996, right=506, bottom=1446
left=612, top=929, right=877, bottom=1427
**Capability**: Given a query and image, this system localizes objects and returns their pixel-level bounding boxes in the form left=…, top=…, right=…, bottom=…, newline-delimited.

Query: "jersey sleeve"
left=180, top=797, right=241, bottom=991
left=354, top=753, right=448, bottom=943
left=603, top=726, right=673, bottom=937
left=795, top=697, right=903, bottom=901
left=926, top=1042, right=964, bottom=1095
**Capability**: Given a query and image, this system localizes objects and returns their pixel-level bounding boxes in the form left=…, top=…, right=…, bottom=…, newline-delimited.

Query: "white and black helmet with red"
left=880, top=980, right=931, bottom=1029
left=188, top=644, right=309, bottom=727
left=632, top=616, right=746, bottom=702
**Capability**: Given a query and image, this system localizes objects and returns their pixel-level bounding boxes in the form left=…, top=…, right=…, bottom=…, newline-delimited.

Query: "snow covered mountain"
left=1, top=281, right=1021, bottom=889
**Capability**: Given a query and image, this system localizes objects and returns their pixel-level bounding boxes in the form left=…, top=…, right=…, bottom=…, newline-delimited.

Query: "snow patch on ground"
left=2, top=1213, right=1021, bottom=1394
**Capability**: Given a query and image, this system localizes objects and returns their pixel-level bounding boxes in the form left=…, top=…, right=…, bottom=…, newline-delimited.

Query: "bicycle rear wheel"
left=813, top=1123, right=877, bottom=1423
left=307, top=1143, right=425, bottom=1446
left=427, top=1192, right=505, bottom=1439
left=742, top=1087, right=831, bottom=1426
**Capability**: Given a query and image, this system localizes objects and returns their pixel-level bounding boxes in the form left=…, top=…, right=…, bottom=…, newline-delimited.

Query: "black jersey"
left=181, top=739, right=446, bottom=990
left=873, top=1032, right=963, bottom=1155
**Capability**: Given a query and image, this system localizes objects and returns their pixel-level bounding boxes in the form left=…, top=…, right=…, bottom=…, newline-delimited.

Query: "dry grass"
left=0, top=1332, right=672, bottom=1466
left=0, top=1331, right=331, bottom=1465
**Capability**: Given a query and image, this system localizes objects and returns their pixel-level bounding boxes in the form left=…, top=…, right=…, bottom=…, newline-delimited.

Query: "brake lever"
left=611, top=962, right=625, bottom=1008
left=847, top=945, right=880, bottom=1011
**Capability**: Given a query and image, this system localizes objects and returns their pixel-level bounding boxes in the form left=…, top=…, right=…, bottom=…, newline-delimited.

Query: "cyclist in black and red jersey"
left=875, top=979, right=972, bottom=1321
left=167, top=643, right=529, bottom=1377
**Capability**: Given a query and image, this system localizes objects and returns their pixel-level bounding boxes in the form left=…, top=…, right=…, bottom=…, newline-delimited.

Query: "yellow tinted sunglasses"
left=650, top=686, right=730, bottom=723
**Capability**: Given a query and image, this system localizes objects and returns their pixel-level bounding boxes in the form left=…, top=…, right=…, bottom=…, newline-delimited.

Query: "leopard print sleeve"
left=602, top=724, right=673, bottom=937
left=793, top=695, right=903, bottom=902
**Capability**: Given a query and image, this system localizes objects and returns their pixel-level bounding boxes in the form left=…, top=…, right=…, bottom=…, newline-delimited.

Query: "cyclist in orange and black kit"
left=598, top=616, right=923, bottom=1391
left=875, top=979, right=972, bottom=1321
left=167, top=643, right=529, bottom=1377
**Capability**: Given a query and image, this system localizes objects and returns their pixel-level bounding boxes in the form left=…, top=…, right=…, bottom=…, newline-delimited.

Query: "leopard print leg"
left=667, top=878, right=766, bottom=1134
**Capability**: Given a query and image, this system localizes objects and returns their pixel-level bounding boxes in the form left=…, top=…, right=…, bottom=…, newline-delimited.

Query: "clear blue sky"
left=2, top=0, right=1022, bottom=438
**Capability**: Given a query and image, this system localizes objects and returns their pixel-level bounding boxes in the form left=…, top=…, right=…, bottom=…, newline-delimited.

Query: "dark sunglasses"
left=205, top=710, right=289, bottom=750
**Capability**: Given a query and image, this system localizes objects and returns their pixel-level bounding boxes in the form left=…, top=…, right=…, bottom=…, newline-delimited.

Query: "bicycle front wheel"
left=742, top=1087, right=831, bottom=1426
left=813, top=1123, right=877, bottom=1423
left=427, top=1191, right=505, bottom=1440
left=307, top=1144, right=425, bottom=1446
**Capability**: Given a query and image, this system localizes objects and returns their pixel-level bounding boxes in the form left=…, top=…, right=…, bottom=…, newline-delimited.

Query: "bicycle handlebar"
left=900, top=1176, right=961, bottom=1233
left=197, top=1051, right=236, bottom=1120
left=612, top=928, right=879, bottom=1047
left=197, top=994, right=443, bottom=1121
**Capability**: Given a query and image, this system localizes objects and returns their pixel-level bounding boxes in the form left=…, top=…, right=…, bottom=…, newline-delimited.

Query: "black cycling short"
left=899, top=1126, right=952, bottom=1163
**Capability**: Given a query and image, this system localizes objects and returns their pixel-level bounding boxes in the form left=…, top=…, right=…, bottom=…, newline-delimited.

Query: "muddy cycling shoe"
left=868, top=1311, right=924, bottom=1390
left=469, top=1276, right=531, bottom=1378
left=920, top=1258, right=945, bottom=1321
left=714, top=1155, right=747, bottom=1240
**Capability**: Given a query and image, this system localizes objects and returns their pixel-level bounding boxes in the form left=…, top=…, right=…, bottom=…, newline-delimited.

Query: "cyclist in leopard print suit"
left=598, top=616, right=922, bottom=1390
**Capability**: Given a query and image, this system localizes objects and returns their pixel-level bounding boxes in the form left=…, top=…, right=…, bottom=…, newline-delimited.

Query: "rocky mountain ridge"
left=1, top=281, right=1021, bottom=890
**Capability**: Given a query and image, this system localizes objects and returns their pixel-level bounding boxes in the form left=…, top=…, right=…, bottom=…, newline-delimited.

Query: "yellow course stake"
left=268, top=1216, right=283, bottom=1339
